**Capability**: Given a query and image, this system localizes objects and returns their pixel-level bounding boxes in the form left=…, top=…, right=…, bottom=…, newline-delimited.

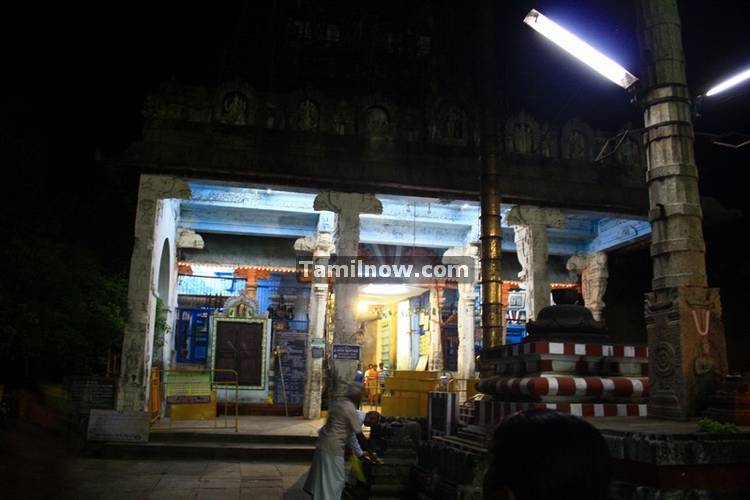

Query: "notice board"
left=272, top=330, right=307, bottom=405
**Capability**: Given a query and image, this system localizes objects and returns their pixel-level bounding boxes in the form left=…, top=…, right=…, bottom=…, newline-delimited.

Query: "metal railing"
left=155, top=368, right=239, bottom=432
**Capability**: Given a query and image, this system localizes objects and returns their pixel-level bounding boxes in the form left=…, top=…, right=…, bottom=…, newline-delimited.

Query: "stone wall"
left=110, top=82, right=648, bottom=216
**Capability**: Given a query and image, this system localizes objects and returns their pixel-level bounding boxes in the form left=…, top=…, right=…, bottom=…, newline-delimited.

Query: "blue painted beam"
left=585, top=218, right=651, bottom=253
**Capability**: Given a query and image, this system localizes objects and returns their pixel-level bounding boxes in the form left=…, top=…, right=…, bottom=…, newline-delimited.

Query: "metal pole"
left=478, top=0, right=504, bottom=351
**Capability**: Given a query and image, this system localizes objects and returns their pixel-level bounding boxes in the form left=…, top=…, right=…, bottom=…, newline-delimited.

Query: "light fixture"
left=523, top=9, right=638, bottom=90
left=361, top=284, right=409, bottom=295
left=705, top=68, right=750, bottom=97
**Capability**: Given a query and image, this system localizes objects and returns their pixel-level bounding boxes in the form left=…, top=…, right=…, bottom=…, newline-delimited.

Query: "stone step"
left=85, top=440, right=315, bottom=461
left=369, top=483, right=410, bottom=496
left=149, top=430, right=317, bottom=445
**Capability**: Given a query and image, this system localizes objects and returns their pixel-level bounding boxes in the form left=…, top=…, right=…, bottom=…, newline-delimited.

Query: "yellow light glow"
left=357, top=301, right=371, bottom=314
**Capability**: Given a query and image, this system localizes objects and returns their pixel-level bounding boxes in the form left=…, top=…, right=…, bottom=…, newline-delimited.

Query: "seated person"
left=483, top=409, right=611, bottom=500
left=347, top=410, right=381, bottom=484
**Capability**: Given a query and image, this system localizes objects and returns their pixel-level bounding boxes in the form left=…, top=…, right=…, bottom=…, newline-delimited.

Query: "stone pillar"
left=313, top=192, right=382, bottom=398
left=505, top=206, right=565, bottom=321
left=444, top=245, right=480, bottom=380
left=117, top=175, right=191, bottom=412
left=566, top=252, right=608, bottom=321
left=294, top=232, right=335, bottom=419
left=636, top=0, right=727, bottom=419
left=428, top=286, right=443, bottom=371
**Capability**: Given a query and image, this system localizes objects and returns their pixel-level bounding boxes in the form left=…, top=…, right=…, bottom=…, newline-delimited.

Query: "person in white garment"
left=304, top=383, right=371, bottom=499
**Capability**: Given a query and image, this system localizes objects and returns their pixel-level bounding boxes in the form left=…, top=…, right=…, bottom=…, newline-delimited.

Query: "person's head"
left=379, top=363, right=384, bottom=369
left=357, top=363, right=362, bottom=371
left=484, top=409, right=610, bottom=500
left=345, top=383, right=363, bottom=406
left=364, top=411, right=380, bottom=427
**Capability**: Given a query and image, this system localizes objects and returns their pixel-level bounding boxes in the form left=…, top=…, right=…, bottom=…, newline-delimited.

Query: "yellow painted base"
left=171, top=392, right=217, bottom=420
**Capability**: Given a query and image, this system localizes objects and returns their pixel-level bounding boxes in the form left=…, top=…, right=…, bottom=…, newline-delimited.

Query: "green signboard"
left=165, top=372, right=212, bottom=404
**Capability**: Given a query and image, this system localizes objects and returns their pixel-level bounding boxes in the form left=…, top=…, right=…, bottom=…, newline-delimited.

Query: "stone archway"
left=152, top=238, right=171, bottom=370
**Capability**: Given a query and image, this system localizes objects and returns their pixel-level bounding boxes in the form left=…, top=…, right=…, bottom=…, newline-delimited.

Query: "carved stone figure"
left=221, top=91, right=248, bottom=126
left=513, top=123, right=534, bottom=154
left=566, top=252, right=609, bottom=322
left=569, top=129, right=586, bottom=159
left=505, top=205, right=565, bottom=321
left=332, top=101, right=353, bottom=135
left=366, top=106, right=390, bottom=138
left=296, top=99, right=319, bottom=131
left=617, top=137, right=640, bottom=165
left=443, top=105, right=464, bottom=140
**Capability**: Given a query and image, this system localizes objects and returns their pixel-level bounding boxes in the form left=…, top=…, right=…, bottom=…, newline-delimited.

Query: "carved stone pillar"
left=117, top=175, right=191, bottom=412
left=428, top=286, right=443, bottom=371
left=505, top=206, right=565, bottom=321
left=444, top=245, right=480, bottom=380
left=566, top=252, right=609, bottom=321
left=313, top=192, right=382, bottom=398
left=636, top=0, right=728, bottom=418
left=295, top=232, right=335, bottom=419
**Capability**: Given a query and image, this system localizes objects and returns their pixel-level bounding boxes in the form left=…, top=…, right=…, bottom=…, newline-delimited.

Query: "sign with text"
left=86, top=410, right=149, bottom=442
left=332, top=344, right=360, bottom=361
left=165, top=372, right=212, bottom=404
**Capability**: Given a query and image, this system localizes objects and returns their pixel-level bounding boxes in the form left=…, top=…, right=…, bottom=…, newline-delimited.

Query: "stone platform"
left=414, top=417, right=750, bottom=499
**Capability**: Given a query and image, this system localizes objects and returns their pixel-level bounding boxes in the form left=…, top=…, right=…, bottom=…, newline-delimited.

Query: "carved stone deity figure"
left=617, top=137, right=640, bottom=165
left=221, top=92, right=247, bottom=126
left=566, top=252, right=609, bottom=322
left=568, top=129, right=586, bottom=159
left=506, top=205, right=565, bottom=321
left=513, top=122, right=534, bottom=154
left=366, top=106, right=390, bottom=138
left=297, top=99, right=319, bottom=131
left=443, top=105, right=464, bottom=140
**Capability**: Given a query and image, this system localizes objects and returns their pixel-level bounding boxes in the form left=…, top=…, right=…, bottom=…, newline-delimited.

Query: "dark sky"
left=2, top=1, right=747, bottom=248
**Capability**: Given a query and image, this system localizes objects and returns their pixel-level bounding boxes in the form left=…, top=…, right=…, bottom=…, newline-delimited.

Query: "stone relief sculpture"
left=562, top=118, right=593, bottom=161
left=221, top=91, right=248, bottom=126
left=505, top=112, right=540, bottom=155
left=616, top=137, right=640, bottom=165
left=513, top=123, right=534, bottom=154
left=566, top=252, right=608, bottom=322
left=505, top=205, right=565, bottom=321
left=539, top=126, right=557, bottom=158
left=296, top=99, right=320, bottom=131
left=332, top=100, right=354, bottom=135
left=366, top=106, right=390, bottom=138
left=569, top=130, right=586, bottom=159
left=264, top=102, right=286, bottom=129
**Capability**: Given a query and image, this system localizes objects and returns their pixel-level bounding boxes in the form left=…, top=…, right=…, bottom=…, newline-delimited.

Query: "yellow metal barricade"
left=157, top=369, right=239, bottom=432
left=149, top=367, right=161, bottom=424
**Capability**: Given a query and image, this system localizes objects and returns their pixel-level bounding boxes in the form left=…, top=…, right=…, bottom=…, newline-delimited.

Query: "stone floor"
left=60, top=458, right=311, bottom=500
left=152, top=416, right=326, bottom=437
